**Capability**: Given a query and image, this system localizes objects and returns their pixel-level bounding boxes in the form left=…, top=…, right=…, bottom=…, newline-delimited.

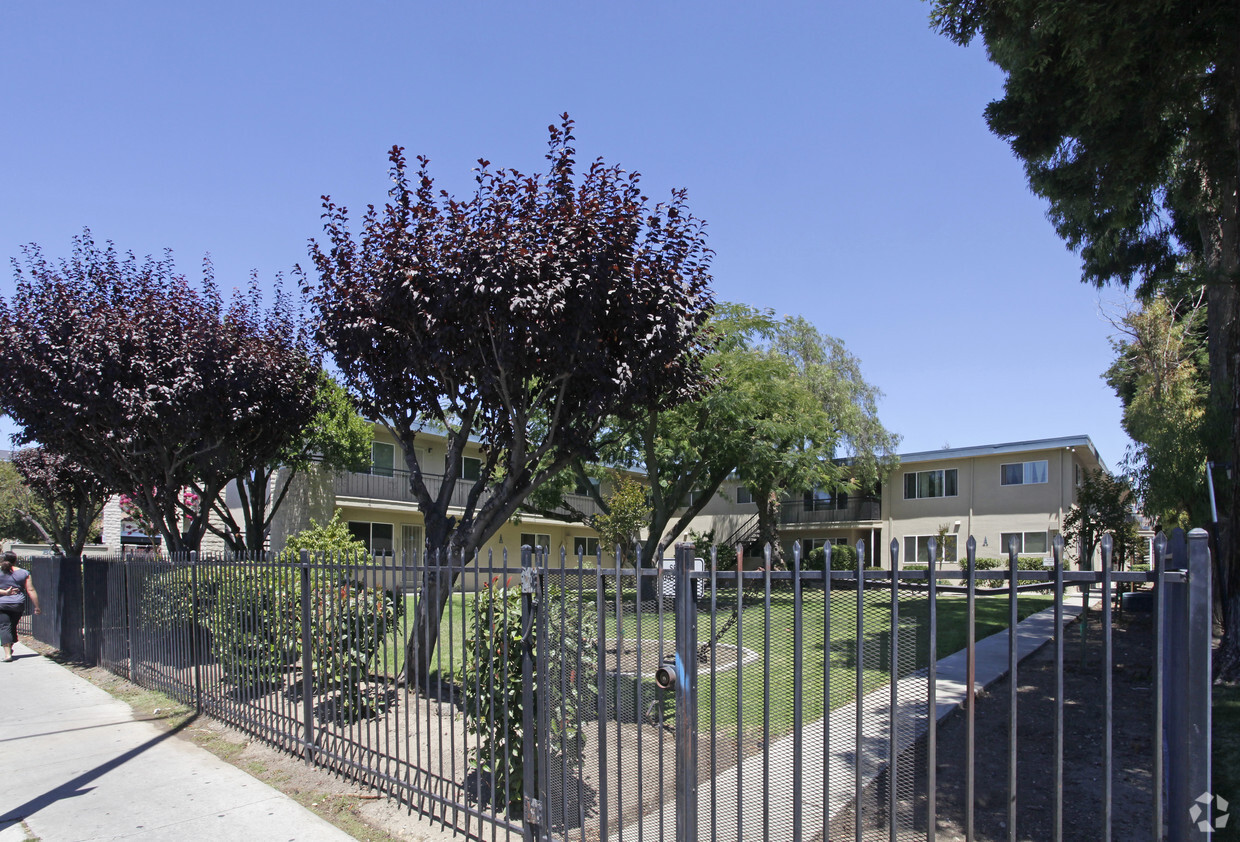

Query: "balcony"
left=779, top=496, right=881, bottom=526
left=332, top=467, right=602, bottom=519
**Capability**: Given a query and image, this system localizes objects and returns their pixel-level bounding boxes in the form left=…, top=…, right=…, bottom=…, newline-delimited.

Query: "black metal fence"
left=15, top=528, right=1213, bottom=841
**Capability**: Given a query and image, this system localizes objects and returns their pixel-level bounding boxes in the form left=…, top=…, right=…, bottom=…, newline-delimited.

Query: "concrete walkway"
left=614, top=593, right=1097, bottom=842
left=0, top=641, right=362, bottom=841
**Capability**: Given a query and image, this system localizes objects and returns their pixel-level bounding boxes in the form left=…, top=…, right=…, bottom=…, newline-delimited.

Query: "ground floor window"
left=348, top=521, right=394, bottom=554
left=401, top=524, right=423, bottom=561
left=999, top=530, right=1048, bottom=554
left=573, top=536, right=600, bottom=558
left=903, top=534, right=958, bottom=564
left=521, top=533, right=552, bottom=552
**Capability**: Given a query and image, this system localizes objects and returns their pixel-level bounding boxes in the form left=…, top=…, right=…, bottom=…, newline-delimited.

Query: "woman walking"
left=0, top=550, right=40, bottom=662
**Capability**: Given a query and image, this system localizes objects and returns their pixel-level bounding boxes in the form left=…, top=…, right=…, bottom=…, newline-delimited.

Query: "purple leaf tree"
left=0, top=232, right=321, bottom=554
left=308, top=116, right=715, bottom=683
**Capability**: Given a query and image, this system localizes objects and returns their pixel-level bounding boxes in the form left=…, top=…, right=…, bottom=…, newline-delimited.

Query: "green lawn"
left=1214, top=682, right=1240, bottom=810
left=378, top=587, right=1053, bottom=738
left=598, top=589, right=1053, bottom=734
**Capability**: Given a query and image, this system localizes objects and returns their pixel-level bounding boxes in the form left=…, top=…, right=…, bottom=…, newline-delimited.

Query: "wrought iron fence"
left=15, top=527, right=1213, bottom=841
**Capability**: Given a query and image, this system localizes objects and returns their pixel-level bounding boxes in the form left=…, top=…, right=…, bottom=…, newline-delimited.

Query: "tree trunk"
left=1209, top=277, right=1240, bottom=680
left=755, top=489, right=783, bottom=569
left=404, top=560, right=460, bottom=691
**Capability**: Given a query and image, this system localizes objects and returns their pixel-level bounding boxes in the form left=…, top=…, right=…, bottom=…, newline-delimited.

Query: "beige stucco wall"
left=882, top=443, right=1103, bottom=567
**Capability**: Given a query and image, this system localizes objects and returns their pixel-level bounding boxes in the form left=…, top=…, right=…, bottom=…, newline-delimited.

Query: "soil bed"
left=830, top=601, right=1157, bottom=841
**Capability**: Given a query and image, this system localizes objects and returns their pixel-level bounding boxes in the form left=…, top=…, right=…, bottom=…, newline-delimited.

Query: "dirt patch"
left=830, top=602, right=1159, bottom=841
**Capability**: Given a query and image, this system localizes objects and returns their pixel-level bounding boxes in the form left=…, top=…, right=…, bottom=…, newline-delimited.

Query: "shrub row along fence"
left=17, top=529, right=1213, bottom=841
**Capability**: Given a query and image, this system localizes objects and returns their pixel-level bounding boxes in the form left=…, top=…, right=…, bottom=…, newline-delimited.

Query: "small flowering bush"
left=308, top=576, right=403, bottom=720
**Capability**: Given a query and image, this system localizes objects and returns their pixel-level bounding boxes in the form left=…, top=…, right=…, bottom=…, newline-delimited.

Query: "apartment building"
left=682, top=435, right=1107, bottom=569
left=883, top=435, right=1107, bottom=568
left=101, top=431, right=1110, bottom=571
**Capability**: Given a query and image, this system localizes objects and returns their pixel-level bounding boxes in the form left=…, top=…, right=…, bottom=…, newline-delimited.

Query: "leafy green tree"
left=590, top=473, right=651, bottom=565
left=209, top=373, right=372, bottom=553
left=1105, top=293, right=1210, bottom=528
left=0, top=460, right=45, bottom=544
left=308, top=117, right=714, bottom=683
left=738, top=315, right=898, bottom=569
left=930, top=0, right=1240, bottom=677
left=1062, top=468, right=1139, bottom=570
left=561, top=303, right=895, bottom=576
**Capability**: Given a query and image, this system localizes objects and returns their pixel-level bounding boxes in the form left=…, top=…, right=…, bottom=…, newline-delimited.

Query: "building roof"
left=898, top=435, right=1106, bottom=473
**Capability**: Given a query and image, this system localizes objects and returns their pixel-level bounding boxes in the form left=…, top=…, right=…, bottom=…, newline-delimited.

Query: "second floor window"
left=370, top=442, right=395, bottom=477
left=1001, top=460, right=1048, bottom=486
left=903, top=468, right=958, bottom=499
left=736, top=486, right=753, bottom=505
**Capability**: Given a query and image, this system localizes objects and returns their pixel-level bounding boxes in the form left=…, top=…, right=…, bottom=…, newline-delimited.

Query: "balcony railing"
left=779, top=496, right=881, bottom=525
left=332, top=467, right=601, bottom=519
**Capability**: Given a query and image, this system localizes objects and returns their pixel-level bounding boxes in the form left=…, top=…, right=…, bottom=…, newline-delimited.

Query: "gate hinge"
left=522, top=567, right=537, bottom=594
left=525, top=796, right=543, bottom=825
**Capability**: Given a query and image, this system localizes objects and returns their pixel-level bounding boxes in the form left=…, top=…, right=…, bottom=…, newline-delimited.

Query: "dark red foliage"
left=0, top=231, right=320, bottom=553
left=308, top=115, right=715, bottom=557
left=11, top=447, right=109, bottom=558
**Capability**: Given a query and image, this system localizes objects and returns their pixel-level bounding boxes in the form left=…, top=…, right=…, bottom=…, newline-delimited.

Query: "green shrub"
left=458, top=580, right=597, bottom=813
left=904, top=563, right=929, bottom=571
left=209, top=569, right=300, bottom=694
left=308, top=577, right=404, bottom=720
left=803, top=544, right=858, bottom=573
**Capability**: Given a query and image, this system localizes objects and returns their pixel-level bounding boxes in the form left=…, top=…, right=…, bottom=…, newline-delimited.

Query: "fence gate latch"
left=521, top=567, right=537, bottom=595
left=525, top=797, right=543, bottom=825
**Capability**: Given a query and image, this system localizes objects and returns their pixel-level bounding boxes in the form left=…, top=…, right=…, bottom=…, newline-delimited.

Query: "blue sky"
left=0, top=2, right=1131, bottom=470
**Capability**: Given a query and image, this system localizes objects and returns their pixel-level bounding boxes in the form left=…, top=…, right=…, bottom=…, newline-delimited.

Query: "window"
left=348, top=521, right=394, bottom=554
left=370, top=442, right=395, bottom=477
left=903, top=468, right=958, bottom=499
left=804, top=488, right=833, bottom=510
left=573, top=537, right=600, bottom=558
left=401, top=524, right=423, bottom=562
left=903, top=534, right=958, bottom=564
left=574, top=476, right=601, bottom=496
left=736, top=486, right=753, bottom=505
left=447, top=455, right=482, bottom=481
left=520, top=533, right=551, bottom=551
left=998, top=531, right=1049, bottom=554
left=1001, top=460, right=1048, bottom=486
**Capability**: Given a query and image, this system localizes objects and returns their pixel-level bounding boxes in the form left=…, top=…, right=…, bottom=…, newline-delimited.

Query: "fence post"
left=521, top=544, right=541, bottom=842
left=299, top=549, right=314, bottom=765
left=674, top=541, right=698, bottom=842
left=190, top=551, right=202, bottom=714
left=1164, top=528, right=1213, bottom=841
left=1185, top=530, right=1213, bottom=832
left=57, top=553, right=85, bottom=661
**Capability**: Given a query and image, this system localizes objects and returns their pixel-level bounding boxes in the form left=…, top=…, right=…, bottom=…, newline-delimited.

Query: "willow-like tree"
left=0, top=233, right=321, bottom=553
left=308, top=117, right=714, bottom=683
left=551, top=303, right=896, bottom=574
left=931, top=0, right=1240, bottom=678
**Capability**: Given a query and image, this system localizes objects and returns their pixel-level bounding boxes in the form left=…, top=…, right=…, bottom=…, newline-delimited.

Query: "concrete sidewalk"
left=0, top=641, right=361, bottom=842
